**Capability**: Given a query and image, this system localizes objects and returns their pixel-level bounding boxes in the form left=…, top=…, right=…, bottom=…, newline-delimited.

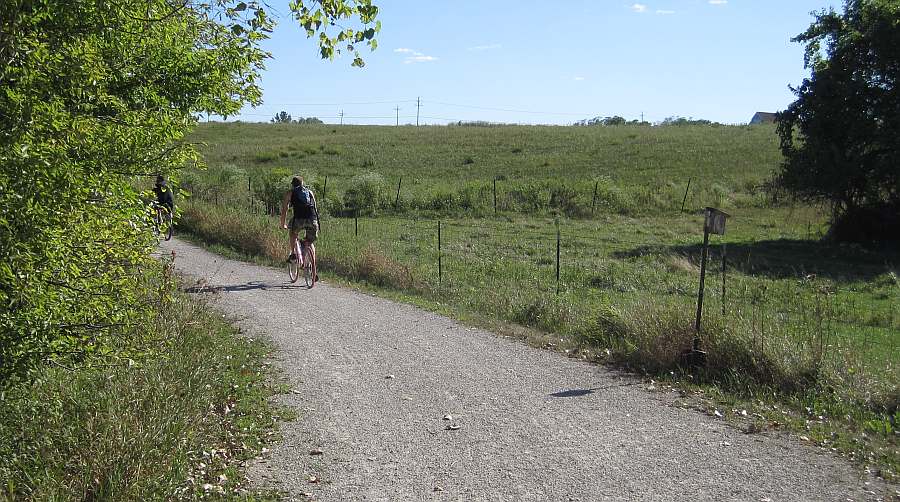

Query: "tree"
left=0, top=0, right=379, bottom=385
left=273, top=111, right=293, bottom=123
left=575, top=116, right=629, bottom=126
left=777, top=0, right=899, bottom=242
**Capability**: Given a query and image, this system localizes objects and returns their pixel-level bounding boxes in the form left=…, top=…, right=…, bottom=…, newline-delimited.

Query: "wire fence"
left=309, top=209, right=898, bottom=369
left=184, top=176, right=898, bottom=382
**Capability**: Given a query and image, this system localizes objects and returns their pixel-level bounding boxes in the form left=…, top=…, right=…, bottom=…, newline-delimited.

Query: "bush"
left=251, top=167, right=292, bottom=215
left=343, top=172, right=388, bottom=215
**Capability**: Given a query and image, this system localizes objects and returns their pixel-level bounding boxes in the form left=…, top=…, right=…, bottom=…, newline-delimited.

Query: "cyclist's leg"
left=288, top=219, right=301, bottom=262
left=153, top=205, right=162, bottom=233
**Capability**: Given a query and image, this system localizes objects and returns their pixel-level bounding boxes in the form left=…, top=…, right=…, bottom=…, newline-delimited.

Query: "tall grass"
left=0, top=258, right=281, bottom=500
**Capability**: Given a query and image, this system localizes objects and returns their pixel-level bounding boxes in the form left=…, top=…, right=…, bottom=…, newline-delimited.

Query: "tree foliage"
left=272, top=111, right=293, bottom=123
left=574, top=116, right=651, bottom=126
left=776, top=0, right=899, bottom=241
left=0, top=0, right=379, bottom=385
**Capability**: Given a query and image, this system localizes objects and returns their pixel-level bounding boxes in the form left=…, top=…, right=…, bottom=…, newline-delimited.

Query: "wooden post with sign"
left=684, top=207, right=729, bottom=368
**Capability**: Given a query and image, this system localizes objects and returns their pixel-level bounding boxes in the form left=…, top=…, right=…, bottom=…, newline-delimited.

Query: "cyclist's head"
left=291, top=176, right=302, bottom=188
left=156, top=175, right=166, bottom=187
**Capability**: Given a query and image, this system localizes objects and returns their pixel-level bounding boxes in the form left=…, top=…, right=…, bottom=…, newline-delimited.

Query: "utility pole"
left=416, top=97, right=421, bottom=127
left=394, top=106, right=400, bottom=126
left=640, top=112, right=644, bottom=123
left=339, top=109, right=344, bottom=126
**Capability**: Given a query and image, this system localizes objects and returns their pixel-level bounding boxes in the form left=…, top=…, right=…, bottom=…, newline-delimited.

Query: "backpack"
left=291, top=185, right=314, bottom=219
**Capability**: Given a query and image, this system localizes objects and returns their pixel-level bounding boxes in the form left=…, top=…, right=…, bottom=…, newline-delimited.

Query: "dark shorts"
left=291, top=217, right=318, bottom=242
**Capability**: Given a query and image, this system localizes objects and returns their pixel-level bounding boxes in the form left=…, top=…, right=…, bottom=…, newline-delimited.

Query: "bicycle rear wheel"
left=302, top=244, right=314, bottom=288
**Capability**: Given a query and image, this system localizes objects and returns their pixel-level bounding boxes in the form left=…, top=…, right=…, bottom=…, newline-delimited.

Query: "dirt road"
left=163, top=238, right=889, bottom=501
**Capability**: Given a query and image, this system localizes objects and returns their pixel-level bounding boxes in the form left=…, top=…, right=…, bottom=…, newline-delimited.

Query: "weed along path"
left=161, top=238, right=889, bottom=501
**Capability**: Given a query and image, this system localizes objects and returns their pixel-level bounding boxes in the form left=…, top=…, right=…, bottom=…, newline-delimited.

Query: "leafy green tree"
left=777, top=0, right=899, bottom=241
left=272, top=111, right=293, bottom=123
left=0, top=0, right=379, bottom=385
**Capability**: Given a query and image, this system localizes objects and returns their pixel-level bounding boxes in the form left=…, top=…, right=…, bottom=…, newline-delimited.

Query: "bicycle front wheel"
left=288, top=258, right=300, bottom=283
left=164, top=213, right=174, bottom=241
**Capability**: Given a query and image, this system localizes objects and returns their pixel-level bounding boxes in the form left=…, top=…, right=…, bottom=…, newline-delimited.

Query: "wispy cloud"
left=656, top=9, right=675, bottom=15
left=709, top=0, right=727, bottom=5
left=404, top=55, right=438, bottom=64
left=394, top=47, right=437, bottom=63
left=631, top=3, right=648, bottom=13
left=573, top=76, right=586, bottom=81
left=468, top=43, right=502, bottom=51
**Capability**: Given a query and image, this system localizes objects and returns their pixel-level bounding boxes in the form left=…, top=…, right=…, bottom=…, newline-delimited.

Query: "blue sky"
left=227, top=0, right=843, bottom=125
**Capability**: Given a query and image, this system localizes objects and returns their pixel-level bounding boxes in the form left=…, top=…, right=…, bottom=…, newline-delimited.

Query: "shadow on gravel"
left=550, top=380, right=641, bottom=398
left=550, top=389, right=598, bottom=398
left=184, top=281, right=304, bottom=293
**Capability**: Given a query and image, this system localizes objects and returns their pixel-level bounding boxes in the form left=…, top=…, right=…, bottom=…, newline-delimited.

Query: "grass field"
left=185, top=122, right=783, bottom=217
left=180, top=122, right=898, bottom=479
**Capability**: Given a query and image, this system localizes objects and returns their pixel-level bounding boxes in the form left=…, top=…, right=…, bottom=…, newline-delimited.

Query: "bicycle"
left=150, top=201, right=173, bottom=241
left=288, top=238, right=316, bottom=288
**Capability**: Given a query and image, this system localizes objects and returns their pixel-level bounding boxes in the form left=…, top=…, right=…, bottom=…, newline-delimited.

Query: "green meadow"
left=180, top=122, right=898, bottom=478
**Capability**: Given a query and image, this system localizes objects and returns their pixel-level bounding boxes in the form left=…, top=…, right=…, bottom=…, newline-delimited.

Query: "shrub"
left=251, top=167, right=292, bottom=215
left=343, top=172, right=388, bottom=215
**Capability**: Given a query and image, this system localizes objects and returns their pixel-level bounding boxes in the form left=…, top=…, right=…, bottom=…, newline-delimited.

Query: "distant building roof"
left=750, top=112, right=777, bottom=125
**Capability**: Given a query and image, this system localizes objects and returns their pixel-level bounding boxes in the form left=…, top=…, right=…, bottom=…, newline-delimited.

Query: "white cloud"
left=709, top=0, right=727, bottom=5
left=394, top=47, right=436, bottom=63
left=631, top=3, right=648, bottom=12
left=574, top=76, right=586, bottom=81
left=468, top=44, right=502, bottom=51
left=394, top=48, right=425, bottom=56
left=656, top=9, right=675, bottom=15
left=404, top=55, right=438, bottom=64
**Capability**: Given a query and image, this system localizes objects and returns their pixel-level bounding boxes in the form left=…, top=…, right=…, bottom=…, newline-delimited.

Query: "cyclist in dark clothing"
left=280, top=176, right=319, bottom=269
left=153, top=175, right=174, bottom=213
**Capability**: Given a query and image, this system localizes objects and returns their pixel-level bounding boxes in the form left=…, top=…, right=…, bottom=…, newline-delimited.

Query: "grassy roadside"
left=179, top=201, right=898, bottom=482
left=0, top=257, right=286, bottom=500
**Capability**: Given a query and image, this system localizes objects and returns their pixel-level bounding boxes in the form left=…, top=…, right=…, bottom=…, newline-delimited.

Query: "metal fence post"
left=438, top=220, right=442, bottom=284
left=681, top=177, right=692, bottom=213
left=556, top=223, right=561, bottom=295
left=493, top=178, right=497, bottom=214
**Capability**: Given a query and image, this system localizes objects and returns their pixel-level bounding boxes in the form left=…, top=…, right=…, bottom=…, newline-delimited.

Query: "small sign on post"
left=705, top=207, right=728, bottom=235
left=683, top=207, right=730, bottom=368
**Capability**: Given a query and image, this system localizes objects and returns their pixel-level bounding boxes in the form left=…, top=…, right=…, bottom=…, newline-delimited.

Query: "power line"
left=427, top=100, right=589, bottom=117
left=265, top=99, right=418, bottom=106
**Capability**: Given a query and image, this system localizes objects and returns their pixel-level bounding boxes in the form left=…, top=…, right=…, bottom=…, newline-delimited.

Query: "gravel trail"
left=162, top=238, right=891, bottom=501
